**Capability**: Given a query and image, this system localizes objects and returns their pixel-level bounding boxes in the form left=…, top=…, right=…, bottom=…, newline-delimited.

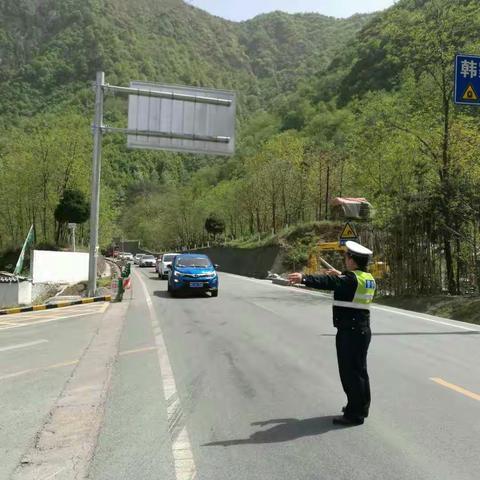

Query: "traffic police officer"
left=288, top=241, right=376, bottom=426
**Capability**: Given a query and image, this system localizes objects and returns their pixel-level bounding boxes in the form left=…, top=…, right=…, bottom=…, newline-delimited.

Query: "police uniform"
left=301, top=241, right=376, bottom=425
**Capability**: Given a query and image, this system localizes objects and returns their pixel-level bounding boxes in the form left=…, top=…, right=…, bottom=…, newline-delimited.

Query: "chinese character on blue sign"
left=454, top=54, right=480, bottom=106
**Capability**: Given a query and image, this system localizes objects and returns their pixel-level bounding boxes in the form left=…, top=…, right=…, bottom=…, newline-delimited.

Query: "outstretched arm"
left=288, top=269, right=344, bottom=291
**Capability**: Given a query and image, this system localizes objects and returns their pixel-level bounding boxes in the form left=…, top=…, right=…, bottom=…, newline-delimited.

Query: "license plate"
left=190, top=282, right=203, bottom=288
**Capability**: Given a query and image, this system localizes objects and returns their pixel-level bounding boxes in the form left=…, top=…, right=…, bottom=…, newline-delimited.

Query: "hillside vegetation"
left=2, top=0, right=480, bottom=298
left=0, top=0, right=368, bottom=247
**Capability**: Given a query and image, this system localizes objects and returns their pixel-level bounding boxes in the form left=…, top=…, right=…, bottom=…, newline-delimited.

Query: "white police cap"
left=345, top=241, right=373, bottom=257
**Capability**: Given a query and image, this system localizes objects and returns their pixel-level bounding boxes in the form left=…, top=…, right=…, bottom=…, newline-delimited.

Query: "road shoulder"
left=11, top=301, right=129, bottom=480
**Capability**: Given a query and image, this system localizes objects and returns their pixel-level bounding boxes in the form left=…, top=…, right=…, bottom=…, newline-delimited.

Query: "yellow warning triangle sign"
left=340, top=222, right=358, bottom=240
left=462, top=84, right=478, bottom=101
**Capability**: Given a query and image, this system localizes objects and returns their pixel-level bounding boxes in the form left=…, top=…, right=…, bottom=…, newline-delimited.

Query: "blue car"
left=167, top=253, right=219, bottom=297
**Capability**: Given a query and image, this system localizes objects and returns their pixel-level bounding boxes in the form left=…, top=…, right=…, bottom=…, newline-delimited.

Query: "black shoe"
left=342, top=406, right=369, bottom=418
left=332, top=415, right=364, bottom=426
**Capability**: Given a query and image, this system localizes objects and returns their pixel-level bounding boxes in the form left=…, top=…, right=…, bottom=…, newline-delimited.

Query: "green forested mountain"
left=0, top=0, right=369, bottom=118
left=2, top=0, right=480, bottom=296
left=0, top=0, right=369, bottom=249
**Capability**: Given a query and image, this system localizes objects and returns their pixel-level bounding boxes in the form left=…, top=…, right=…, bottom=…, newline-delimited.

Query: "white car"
left=158, top=253, right=179, bottom=279
left=134, top=254, right=145, bottom=265
left=123, top=252, right=134, bottom=262
left=139, top=254, right=156, bottom=268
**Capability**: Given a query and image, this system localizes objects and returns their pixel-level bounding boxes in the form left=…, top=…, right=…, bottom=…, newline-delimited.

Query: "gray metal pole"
left=88, top=71, right=105, bottom=296
left=72, top=225, right=76, bottom=252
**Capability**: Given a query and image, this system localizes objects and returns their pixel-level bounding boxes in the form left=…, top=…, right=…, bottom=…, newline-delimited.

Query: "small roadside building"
left=0, top=272, right=32, bottom=308
left=330, top=197, right=372, bottom=221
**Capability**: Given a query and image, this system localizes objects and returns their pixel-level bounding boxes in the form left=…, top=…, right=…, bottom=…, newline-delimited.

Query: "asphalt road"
left=89, top=268, right=480, bottom=480
left=2, top=270, right=479, bottom=480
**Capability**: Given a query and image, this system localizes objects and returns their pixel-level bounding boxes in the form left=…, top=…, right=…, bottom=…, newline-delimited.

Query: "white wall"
left=32, top=250, right=89, bottom=284
left=18, top=282, right=32, bottom=305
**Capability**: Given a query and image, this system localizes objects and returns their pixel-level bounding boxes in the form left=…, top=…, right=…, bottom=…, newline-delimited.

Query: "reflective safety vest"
left=333, top=270, right=376, bottom=310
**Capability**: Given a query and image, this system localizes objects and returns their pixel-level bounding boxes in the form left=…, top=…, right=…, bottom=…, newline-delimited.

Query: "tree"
left=205, top=215, right=225, bottom=239
left=54, top=189, right=89, bottom=244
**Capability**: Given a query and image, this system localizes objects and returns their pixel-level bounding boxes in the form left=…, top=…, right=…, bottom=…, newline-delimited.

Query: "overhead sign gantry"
left=87, top=72, right=236, bottom=295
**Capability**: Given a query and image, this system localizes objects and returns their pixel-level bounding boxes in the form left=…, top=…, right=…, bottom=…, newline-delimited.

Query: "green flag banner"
left=14, top=224, right=35, bottom=275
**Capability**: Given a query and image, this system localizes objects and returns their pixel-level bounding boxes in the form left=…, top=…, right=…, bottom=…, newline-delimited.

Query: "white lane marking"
left=135, top=271, right=197, bottom=480
left=41, top=467, right=67, bottom=480
left=372, top=306, right=479, bottom=331
left=221, top=272, right=480, bottom=332
left=0, top=339, right=48, bottom=353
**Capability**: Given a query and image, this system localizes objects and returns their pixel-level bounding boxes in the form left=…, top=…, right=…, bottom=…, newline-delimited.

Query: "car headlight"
left=173, top=270, right=182, bottom=277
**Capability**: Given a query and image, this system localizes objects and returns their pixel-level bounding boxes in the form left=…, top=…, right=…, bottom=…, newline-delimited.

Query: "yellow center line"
left=0, top=308, right=99, bottom=322
left=0, top=309, right=106, bottom=331
left=0, top=359, right=79, bottom=381
left=9, top=308, right=102, bottom=322
left=119, top=346, right=158, bottom=356
left=430, top=377, right=480, bottom=402
left=0, top=345, right=155, bottom=381
left=0, top=303, right=107, bottom=320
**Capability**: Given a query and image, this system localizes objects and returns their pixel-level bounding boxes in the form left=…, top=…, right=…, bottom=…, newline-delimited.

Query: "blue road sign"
left=454, top=54, right=480, bottom=106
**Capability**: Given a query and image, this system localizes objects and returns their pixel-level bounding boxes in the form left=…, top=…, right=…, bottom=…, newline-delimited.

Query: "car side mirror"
left=214, top=264, right=219, bottom=270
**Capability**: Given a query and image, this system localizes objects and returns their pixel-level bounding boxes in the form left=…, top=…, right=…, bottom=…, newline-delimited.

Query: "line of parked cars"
left=116, top=250, right=219, bottom=297
left=135, top=254, right=156, bottom=267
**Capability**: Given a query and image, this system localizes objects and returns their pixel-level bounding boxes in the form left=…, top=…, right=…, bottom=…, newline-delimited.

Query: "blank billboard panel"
left=127, top=82, right=235, bottom=156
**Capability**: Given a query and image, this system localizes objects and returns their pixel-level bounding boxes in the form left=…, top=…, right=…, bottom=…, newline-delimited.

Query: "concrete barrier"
left=191, top=245, right=281, bottom=278
left=0, top=295, right=111, bottom=316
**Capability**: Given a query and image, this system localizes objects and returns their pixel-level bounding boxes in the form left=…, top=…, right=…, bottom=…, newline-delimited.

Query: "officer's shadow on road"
left=202, top=416, right=346, bottom=447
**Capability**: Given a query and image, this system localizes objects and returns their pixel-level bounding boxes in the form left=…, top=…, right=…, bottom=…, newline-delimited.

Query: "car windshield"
left=143, top=255, right=154, bottom=259
left=176, top=257, right=211, bottom=268
left=163, top=255, right=176, bottom=262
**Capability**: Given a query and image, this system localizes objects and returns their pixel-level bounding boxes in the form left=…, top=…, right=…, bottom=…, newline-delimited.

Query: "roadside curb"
left=0, top=296, right=112, bottom=316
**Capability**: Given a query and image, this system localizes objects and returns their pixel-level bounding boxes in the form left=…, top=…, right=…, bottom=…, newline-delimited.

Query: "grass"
left=97, top=277, right=113, bottom=288
left=227, top=233, right=278, bottom=249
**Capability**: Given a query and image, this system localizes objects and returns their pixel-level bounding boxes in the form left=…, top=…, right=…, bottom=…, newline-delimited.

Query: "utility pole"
left=88, top=72, right=104, bottom=296
left=68, top=223, right=77, bottom=252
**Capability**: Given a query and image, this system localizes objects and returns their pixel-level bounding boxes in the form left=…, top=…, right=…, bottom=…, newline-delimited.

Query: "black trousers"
left=336, top=326, right=371, bottom=420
